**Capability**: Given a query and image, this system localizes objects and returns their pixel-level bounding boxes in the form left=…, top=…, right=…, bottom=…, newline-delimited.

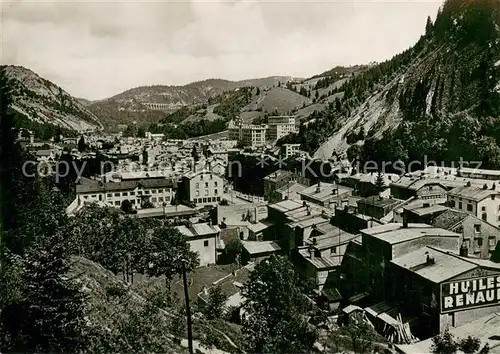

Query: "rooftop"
left=431, top=209, right=470, bottom=230
left=175, top=222, right=221, bottom=237
left=298, top=248, right=341, bottom=269
left=391, top=246, right=477, bottom=283
left=448, top=185, right=499, bottom=202
left=406, top=204, right=449, bottom=217
left=298, top=182, right=353, bottom=202
left=307, top=229, right=360, bottom=250
left=358, top=196, right=402, bottom=209
left=361, top=223, right=460, bottom=245
left=242, top=240, right=281, bottom=255
left=263, top=169, right=293, bottom=182
left=76, top=178, right=175, bottom=194
left=268, top=199, right=303, bottom=213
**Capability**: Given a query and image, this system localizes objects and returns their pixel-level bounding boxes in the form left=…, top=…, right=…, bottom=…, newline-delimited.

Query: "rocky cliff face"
left=314, top=0, right=500, bottom=162
left=2, top=65, right=103, bottom=132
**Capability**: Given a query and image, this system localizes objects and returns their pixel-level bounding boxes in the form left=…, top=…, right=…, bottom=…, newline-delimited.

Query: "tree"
left=256, top=87, right=260, bottom=96
left=0, top=188, right=88, bottom=353
left=426, top=15, right=434, bottom=37
left=460, top=336, right=481, bottom=354
left=77, top=135, right=86, bottom=152
left=145, top=225, right=199, bottom=290
left=374, top=171, right=386, bottom=194
left=242, top=255, right=317, bottom=353
left=338, top=313, right=377, bottom=354
left=204, top=286, right=228, bottom=320
left=121, top=199, right=136, bottom=214
left=223, top=238, right=243, bottom=264
left=431, top=329, right=459, bottom=354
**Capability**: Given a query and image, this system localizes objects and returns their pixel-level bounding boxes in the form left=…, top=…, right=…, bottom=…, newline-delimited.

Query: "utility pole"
left=181, top=260, right=194, bottom=354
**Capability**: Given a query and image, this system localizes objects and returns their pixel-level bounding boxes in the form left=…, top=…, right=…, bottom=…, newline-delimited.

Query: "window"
left=131, top=200, right=136, bottom=205
left=159, top=197, right=164, bottom=202
left=467, top=204, right=473, bottom=212
left=459, top=202, right=463, bottom=209
left=205, top=182, right=209, bottom=188
left=107, top=193, right=112, bottom=198
left=144, top=190, right=150, bottom=195
left=196, top=183, right=199, bottom=188
left=152, top=190, right=156, bottom=194
left=478, top=238, right=483, bottom=247
left=114, top=193, right=120, bottom=197
left=122, top=192, right=128, bottom=196
left=215, top=189, right=218, bottom=195
left=210, top=174, right=213, bottom=180
left=490, top=237, right=496, bottom=246
left=138, top=191, right=143, bottom=195
left=152, top=197, right=157, bottom=203
left=207, top=197, right=212, bottom=202
left=205, top=190, right=209, bottom=196
left=204, top=240, right=209, bottom=247
left=492, top=195, right=496, bottom=200
left=83, top=196, right=88, bottom=199
left=91, top=194, right=97, bottom=198
left=130, top=192, right=135, bottom=196
left=203, top=198, right=207, bottom=203
left=114, top=201, right=120, bottom=206
left=450, top=200, right=456, bottom=208
left=158, top=189, right=163, bottom=193
left=217, top=197, right=221, bottom=201
left=195, top=190, right=200, bottom=197
left=474, top=224, right=481, bottom=233
left=482, top=213, right=488, bottom=222
left=331, top=246, right=337, bottom=255
left=214, top=181, right=218, bottom=187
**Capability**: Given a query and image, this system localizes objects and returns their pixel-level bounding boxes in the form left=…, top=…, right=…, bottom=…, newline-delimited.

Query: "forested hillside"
left=301, top=0, right=500, bottom=168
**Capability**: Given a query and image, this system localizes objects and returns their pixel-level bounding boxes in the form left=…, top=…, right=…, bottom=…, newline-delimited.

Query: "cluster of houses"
left=22, top=126, right=500, bottom=351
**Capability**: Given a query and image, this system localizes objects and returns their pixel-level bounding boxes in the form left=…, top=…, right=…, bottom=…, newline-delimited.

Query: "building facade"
left=267, top=116, right=297, bottom=141
left=181, top=170, right=224, bottom=205
left=447, top=185, right=500, bottom=226
left=75, top=177, right=175, bottom=209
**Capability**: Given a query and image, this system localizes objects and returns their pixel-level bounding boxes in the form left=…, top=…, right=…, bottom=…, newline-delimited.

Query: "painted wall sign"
left=441, top=275, right=500, bottom=314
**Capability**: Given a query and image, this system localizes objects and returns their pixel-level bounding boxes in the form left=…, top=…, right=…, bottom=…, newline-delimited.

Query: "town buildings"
left=179, top=170, right=224, bottom=205
left=266, top=116, right=297, bottom=141
left=447, top=184, right=500, bottom=226
left=228, top=119, right=267, bottom=147
left=74, top=177, right=175, bottom=209
left=175, top=222, right=221, bottom=266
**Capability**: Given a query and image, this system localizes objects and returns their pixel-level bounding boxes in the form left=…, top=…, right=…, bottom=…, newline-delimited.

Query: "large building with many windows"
left=75, top=177, right=175, bottom=209
left=447, top=185, right=500, bottom=226
left=267, top=116, right=297, bottom=141
left=180, top=170, right=224, bottom=205
left=228, top=119, right=267, bottom=147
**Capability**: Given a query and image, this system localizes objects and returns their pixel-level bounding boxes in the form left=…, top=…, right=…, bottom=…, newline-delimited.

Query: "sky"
left=2, top=0, right=444, bottom=100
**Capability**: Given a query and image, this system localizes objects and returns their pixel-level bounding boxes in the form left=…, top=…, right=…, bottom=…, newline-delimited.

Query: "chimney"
left=203, top=286, right=208, bottom=296
left=483, top=184, right=488, bottom=190
left=316, top=181, right=321, bottom=193
left=492, top=183, right=496, bottom=190
left=425, top=252, right=435, bottom=265
left=402, top=211, right=409, bottom=228
left=308, top=245, right=314, bottom=259
left=459, top=244, right=468, bottom=257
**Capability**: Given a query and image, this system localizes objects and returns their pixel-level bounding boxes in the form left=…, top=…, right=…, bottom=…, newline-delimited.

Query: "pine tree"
left=374, top=171, right=386, bottom=193
left=425, top=15, right=434, bottom=37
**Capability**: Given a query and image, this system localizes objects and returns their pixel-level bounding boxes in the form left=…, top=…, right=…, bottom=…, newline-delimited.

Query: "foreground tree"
left=203, top=286, right=228, bottom=320
left=431, top=329, right=489, bottom=354
left=242, top=255, right=317, bottom=353
left=146, top=225, right=199, bottom=290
